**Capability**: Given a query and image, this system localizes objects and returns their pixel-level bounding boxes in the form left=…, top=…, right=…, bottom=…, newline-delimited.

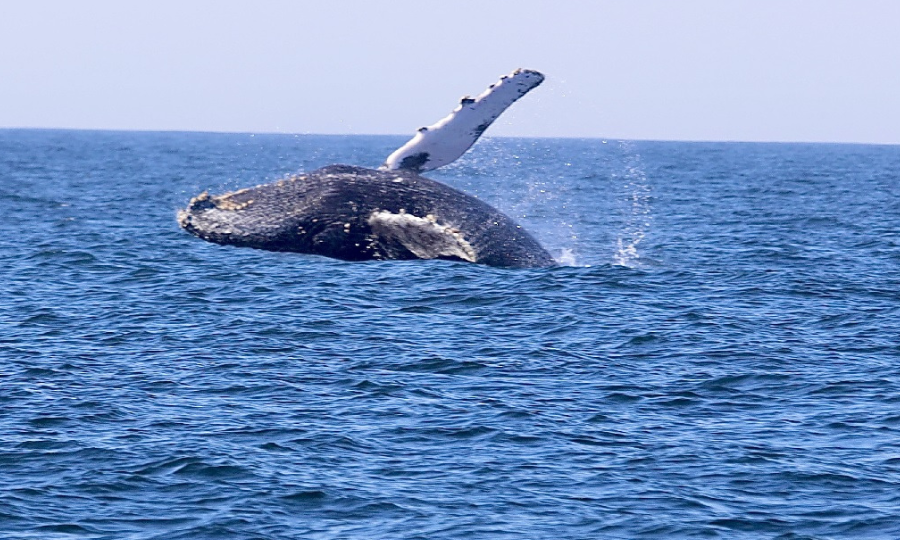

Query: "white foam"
left=557, top=248, right=578, bottom=266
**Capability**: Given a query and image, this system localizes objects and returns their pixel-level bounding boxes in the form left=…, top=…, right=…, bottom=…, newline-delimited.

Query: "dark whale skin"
left=178, top=165, right=554, bottom=268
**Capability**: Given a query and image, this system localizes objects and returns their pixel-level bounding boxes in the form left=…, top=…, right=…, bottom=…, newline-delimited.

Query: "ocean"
left=1, top=129, right=899, bottom=539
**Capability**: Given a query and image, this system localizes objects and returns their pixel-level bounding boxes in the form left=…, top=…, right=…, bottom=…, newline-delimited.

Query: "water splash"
left=613, top=142, right=652, bottom=267
left=556, top=247, right=579, bottom=266
left=440, top=139, right=585, bottom=266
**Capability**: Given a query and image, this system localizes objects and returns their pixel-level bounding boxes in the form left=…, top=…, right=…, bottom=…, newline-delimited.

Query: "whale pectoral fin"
left=367, top=211, right=476, bottom=263
left=381, top=69, right=544, bottom=173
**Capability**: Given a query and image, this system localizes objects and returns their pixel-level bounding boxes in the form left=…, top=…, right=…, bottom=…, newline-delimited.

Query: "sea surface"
left=1, top=129, right=899, bottom=539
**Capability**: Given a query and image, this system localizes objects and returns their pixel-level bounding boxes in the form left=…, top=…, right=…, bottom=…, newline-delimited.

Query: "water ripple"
left=1, top=131, right=899, bottom=538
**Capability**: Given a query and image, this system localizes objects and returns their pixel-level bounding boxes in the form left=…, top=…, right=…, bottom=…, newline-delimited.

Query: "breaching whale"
left=178, top=68, right=553, bottom=268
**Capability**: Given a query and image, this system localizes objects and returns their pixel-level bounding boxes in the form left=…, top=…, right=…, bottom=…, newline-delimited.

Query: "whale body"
left=178, top=69, right=552, bottom=267
left=178, top=165, right=554, bottom=268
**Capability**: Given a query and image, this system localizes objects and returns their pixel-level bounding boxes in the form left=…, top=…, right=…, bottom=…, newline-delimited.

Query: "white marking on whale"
left=381, top=69, right=544, bottom=173
left=368, top=210, right=477, bottom=262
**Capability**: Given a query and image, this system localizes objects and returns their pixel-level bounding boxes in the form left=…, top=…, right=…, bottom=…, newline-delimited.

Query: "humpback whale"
left=178, top=69, right=553, bottom=268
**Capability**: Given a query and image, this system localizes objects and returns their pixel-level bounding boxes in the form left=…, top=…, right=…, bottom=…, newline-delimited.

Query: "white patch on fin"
left=368, top=211, right=477, bottom=262
left=381, top=68, right=544, bottom=172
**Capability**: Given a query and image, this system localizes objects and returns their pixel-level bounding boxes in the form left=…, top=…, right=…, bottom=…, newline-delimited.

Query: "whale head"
left=177, top=177, right=317, bottom=251
left=178, top=167, right=383, bottom=258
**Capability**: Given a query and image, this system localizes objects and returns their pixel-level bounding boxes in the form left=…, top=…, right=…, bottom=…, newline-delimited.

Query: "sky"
left=2, top=0, right=899, bottom=144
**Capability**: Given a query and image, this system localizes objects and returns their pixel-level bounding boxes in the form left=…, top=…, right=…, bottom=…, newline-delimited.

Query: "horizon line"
left=1, top=126, right=898, bottom=148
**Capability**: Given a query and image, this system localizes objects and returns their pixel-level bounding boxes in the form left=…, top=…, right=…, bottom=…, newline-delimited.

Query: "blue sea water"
left=1, top=129, right=899, bottom=539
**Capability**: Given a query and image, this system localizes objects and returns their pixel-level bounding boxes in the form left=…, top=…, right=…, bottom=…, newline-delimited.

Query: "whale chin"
left=178, top=165, right=554, bottom=268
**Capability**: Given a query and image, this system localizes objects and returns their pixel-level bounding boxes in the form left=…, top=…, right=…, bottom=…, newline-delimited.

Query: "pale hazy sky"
left=2, top=1, right=899, bottom=144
